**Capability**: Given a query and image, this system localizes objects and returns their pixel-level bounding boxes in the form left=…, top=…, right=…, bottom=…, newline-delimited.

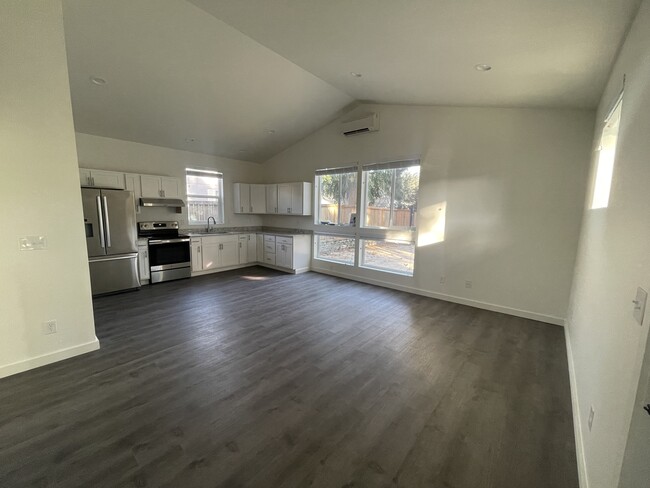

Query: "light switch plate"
left=633, top=287, right=647, bottom=325
left=19, top=236, right=47, bottom=251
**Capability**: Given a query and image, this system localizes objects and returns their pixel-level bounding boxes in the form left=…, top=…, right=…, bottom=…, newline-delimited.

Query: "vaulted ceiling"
left=62, top=0, right=641, bottom=163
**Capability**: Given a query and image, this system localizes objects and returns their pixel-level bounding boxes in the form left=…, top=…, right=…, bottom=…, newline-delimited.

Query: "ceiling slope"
left=62, top=0, right=353, bottom=162
left=190, top=0, right=641, bottom=109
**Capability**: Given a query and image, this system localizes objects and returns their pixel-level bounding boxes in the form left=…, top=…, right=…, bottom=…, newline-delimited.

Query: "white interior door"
left=618, top=325, right=650, bottom=488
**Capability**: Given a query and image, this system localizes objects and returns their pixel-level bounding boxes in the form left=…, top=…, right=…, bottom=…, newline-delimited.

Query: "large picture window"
left=185, top=168, right=224, bottom=224
left=314, top=234, right=356, bottom=265
left=360, top=239, right=415, bottom=276
left=315, top=166, right=357, bottom=226
left=362, top=160, right=420, bottom=229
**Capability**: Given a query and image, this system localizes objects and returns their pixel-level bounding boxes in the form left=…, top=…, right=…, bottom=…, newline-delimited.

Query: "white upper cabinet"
left=124, top=173, right=142, bottom=212
left=278, top=182, right=311, bottom=215
left=234, top=183, right=268, bottom=214
left=160, top=177, right=181, bottom=198
left=233, top=183, right=251, bottom=213
left=140, top=175, right=181, bottom=198
left=266, top=184, right=278, bottom=214
left=250, top=184, right=266, bottom=214
left=79, top=168, right=125, bottom=189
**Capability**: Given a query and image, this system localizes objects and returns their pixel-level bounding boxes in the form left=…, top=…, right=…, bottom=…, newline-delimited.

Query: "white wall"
left=263, top=104, right=595, bottom=324
left=565, top=1, right=650, bottom=487
left=74, top=133, right=265, bottom=228
left=0, top=1, right=98, bottom=378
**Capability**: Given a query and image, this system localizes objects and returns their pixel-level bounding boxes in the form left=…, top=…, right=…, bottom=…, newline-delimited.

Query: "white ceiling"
left=62, top=0, right=641, bottom=163
left=61, top=0, right=353, bottom=163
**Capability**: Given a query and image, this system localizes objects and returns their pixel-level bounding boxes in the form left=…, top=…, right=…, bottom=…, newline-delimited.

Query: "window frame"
left=360, top=160, right=420, bottom=231
left=359, top=237, right=416, bottom=277
left=314, top=166, right=359, bottom=227
left=312, top=157, right=421, bottom=278
left=590, top=91, right=623, bottom=210
left=313, top=233, right=357, bottom=266
left=185, top=168, right=225, bottom=225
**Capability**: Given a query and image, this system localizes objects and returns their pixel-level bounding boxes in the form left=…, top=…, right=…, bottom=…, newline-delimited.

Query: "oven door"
left=147, top=238, right=191, bottom=271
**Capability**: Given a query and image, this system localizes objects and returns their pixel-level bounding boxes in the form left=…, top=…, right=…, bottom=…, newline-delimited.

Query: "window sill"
left=359, top=264, right=414, bottom=278
left=314, top=256, right=354, bottom=267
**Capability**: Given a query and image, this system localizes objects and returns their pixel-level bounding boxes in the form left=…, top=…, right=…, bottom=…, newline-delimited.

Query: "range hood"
left=139, top=197, right=185, bottom=208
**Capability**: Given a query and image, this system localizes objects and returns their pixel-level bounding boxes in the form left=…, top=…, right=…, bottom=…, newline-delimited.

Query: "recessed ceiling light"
left=350, top=72, right=363, bottom=78
left=474, top=64, right=492, bottom=72
left=89, top=76, right=107, bottom=85
left=185, top=137, right=198, bottom=143
left=265, top=129, right=276, bottom=135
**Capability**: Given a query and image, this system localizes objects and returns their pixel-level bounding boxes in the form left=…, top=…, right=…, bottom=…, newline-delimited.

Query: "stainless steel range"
left=138, top=221, right=191, bottom=283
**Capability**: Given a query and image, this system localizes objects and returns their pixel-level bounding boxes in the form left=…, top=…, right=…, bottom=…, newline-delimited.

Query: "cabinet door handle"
left=287, top=208, right=291, bottom=213
left=144, top=251, right=147, bottom=258
left=197, top=246, right=201, bottom=253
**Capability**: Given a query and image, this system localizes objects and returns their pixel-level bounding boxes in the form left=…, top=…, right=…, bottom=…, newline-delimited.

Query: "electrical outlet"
left=42, top=320, right=57, bottom=335
left=588, top=406, right=595, bottom=431
left=440, top=276, right=446, bottom=285
left=465, top=280, right=472, bottom=289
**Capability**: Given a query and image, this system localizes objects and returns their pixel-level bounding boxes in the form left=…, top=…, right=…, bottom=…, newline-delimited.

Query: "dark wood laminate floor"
left=0, top=267, right=578, bottom=488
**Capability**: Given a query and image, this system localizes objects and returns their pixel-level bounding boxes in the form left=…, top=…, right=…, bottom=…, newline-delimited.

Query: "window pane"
left=365, top=168, right=392, bottom=228
left=393, top=166, right=420, bottom=228
left=186, top=174, right=221, bottom=197
left=360, top=239, right=415, bottom=276
left=340, top=172, right=357, bottom=225
left=317, top=172, right=357, bottom=225
left=186, top=169, right=223, bottom=224
left=315, top=235, right=356, bottom=265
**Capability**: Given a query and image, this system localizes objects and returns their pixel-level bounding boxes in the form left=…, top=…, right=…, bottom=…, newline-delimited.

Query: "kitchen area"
left=80, top=166, right=312, bottom=296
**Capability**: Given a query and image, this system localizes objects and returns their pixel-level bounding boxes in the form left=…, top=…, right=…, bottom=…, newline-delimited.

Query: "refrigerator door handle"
left=103, top=195, right=112, bottom=248
left=96, top=196, right=105, bottom=248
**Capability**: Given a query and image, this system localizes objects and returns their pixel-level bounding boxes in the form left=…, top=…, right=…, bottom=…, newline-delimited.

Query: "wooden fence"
left=320, top=204, right=416, bottom=227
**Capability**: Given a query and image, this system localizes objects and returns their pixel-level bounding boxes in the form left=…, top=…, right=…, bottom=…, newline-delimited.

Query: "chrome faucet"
left=206, top=216, right=216, bottom=232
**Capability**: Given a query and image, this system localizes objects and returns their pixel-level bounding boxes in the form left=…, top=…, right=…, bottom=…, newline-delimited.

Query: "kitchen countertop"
left=184, top=227, right=312, bottom=238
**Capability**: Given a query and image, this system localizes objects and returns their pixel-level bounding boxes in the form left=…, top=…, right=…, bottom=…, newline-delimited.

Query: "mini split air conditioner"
left=341, top=113, right=379, bottom=136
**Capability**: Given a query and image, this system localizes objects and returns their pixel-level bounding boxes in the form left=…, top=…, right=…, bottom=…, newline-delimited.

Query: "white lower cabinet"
left=199, top=235, right=240, bottom=271
left=238, top=235, right=248, bottom=264
left=246, top=234, right=257, bottom=263
left=190, top=232, right=311, bottom=277
left=137, top=239, right=150, bottom=282
left=260, top=234, right=310, bottom=273
left=191, top=238, right=202, bottom=272
left=276, top=240, right=293, bottom=269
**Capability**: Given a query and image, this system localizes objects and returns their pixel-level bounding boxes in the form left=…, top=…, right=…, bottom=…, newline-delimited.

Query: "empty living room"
left=1, top=1, right=650, bottom=487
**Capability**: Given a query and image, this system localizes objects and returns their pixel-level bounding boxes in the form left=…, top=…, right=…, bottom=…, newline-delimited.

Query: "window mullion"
left=389, top=169, right=396, bottom=228
left=337, top=174, right=342, bottom=225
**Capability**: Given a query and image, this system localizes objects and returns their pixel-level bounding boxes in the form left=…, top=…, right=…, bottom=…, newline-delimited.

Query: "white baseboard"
left=565, top=326, right=589, bottom=488
left=311, top=266, right=565, bottom=326
left=0, top=337, right=100, bottom=379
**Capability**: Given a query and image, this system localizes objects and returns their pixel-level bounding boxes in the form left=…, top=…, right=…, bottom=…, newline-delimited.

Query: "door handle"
left=103, top=196, right=111, bottom=247
left=96, top=196, right=105, bottom=248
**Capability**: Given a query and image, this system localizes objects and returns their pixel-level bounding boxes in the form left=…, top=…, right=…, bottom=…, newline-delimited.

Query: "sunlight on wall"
left=417, top=201, right=446, bottom=247
left=591, top=96, right=622, bottom=210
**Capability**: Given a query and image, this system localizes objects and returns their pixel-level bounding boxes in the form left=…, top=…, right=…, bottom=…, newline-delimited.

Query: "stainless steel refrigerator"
left=82, top=188, right=140, bottom=296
